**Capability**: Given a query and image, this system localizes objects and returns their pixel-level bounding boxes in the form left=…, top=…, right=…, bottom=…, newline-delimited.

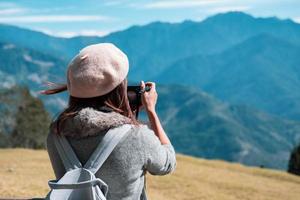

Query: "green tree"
left=0, top=130, right=9, bottom=147
left=288, top=143, right=300, bottom=176
left=10, top=86, right=51, bottom=149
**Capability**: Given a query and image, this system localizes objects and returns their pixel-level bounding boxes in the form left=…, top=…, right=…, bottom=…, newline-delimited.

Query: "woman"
left=42, top=43, right=176, bottom=200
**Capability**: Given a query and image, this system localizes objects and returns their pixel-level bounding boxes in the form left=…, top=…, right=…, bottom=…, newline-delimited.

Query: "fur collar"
left=53, top=107, right=132, bottom=138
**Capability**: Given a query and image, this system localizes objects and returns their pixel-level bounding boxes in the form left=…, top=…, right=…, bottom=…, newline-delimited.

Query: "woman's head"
left=67, top=43, right=129, bottom=98
left=40, top=43, right=140, bottom=134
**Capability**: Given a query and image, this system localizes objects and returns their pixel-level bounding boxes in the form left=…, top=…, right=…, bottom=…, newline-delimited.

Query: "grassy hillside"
left=0, top=149, right=299, bottom=200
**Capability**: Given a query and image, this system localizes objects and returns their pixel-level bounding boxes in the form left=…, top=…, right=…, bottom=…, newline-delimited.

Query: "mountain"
left=0, top=42, right=68, bottom=114
left=1, top=12, right=300, bottom=169
left=1, top=149, right=300, bottom=199
left=155, top=85, right=300, bottom=169
left=155, top=34, right=300, bottom=120
left=0, top=42, right=66, bottom=81
left=1, top=12, right=300, bottom=81
left=1, top=12, right=300, bottom=120
left=0, top=24, right=71, bottom=61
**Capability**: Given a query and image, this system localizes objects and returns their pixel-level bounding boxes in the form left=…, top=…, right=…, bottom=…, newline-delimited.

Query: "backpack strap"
left=52, top=133, right=82, bottom=171
left=84, top=124, right=132, bottom=174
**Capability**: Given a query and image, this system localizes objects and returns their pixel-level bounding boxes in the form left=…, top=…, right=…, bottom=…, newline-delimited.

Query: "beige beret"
left=66, top=43, right=129, bottom=98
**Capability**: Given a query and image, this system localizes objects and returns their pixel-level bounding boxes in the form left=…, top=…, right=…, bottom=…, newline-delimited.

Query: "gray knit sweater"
left=46, top=107, right=176, bottom=200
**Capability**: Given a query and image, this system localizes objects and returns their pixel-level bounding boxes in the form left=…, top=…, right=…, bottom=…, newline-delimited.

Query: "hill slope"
left=0, top=149, right=299, bottom=200
left=155, top=34, right=300, bottom=120
left=0, top=42, right=68, bottom=114
left=1, top=84, right=299, bottom=169
left=156, top=85, right=300, bottom=169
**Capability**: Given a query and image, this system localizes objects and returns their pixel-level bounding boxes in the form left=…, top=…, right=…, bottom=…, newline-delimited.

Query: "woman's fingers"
left=140, top=81, right=157, bottom=112
left=145, top=82, right=156, bottom=91
left=140, top=80, right=145, bottom=90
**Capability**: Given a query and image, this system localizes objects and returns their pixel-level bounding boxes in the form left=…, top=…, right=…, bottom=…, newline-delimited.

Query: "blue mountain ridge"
left=154, top=33, right=300, bottom=120
left=0, top=12, right=300, bottom=169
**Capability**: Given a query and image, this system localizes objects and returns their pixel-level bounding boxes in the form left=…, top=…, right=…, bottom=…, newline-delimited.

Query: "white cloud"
left=0, top=1, right=27, bottom=15
left=0, top=15, right=114, bottom=23
left=140, top=0, right=221, bottom=9
left=39, top=29, right=111, bottom=38
left=207, top=6, right=250, bottom=14
left=76, top=30, right=111, bottom=37
left=293, top=17, right=300, bottom=24
left=0, top=8, right=26, bottom=15
left=33, top=6, right=76, bottom=13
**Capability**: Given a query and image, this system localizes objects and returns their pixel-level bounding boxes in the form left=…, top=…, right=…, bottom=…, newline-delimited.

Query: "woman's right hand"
left=140, top=81, right=170, bottom=145
left=140, top=81, right=157, bottom=112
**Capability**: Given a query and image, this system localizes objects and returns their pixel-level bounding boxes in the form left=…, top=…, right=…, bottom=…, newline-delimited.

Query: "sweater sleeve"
left=46, top=132, right=66, bottom=180
left=139, top=124, right=176, bottom=175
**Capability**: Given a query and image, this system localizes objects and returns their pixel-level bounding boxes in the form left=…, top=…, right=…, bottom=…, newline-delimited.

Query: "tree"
left=0, top=130, right=9, bottom=148
left=0, top=85, right=20, bottom=138
left=10, top=86, right=51, bottom=149
left=288, top=143, right=300, bottom=176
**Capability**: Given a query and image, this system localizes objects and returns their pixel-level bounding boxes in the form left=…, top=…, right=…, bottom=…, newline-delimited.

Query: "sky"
left=0, top=0, right=299, bottom=38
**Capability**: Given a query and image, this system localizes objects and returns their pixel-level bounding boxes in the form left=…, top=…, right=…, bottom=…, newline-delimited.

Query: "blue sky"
left=0, top=0, right=299, bottom=37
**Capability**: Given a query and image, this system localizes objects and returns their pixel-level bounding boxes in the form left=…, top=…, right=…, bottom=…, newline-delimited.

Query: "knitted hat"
left=66, top=43, right=129, bottom=98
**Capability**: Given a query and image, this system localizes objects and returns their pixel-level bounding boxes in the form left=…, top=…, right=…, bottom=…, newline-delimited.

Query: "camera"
left=127, top=85, right=151, bottom=119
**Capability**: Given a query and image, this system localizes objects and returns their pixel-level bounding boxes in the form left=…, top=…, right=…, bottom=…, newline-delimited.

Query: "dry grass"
left=0, top=149, right=300, bottom=200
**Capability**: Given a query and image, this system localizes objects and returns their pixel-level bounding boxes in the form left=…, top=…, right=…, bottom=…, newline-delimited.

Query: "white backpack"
left=45, top=124, right=133, bottom=200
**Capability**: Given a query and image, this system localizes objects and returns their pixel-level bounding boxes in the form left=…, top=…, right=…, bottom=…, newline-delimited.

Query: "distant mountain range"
left=1, top=12, right=300, bottom=169
left=1, top=12, right=300, bottom=120
left=155, top=34, right=300, bottom=120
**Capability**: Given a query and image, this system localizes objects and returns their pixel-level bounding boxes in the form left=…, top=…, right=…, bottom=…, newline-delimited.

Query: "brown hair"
left=40, top=78, right=140, bottom=135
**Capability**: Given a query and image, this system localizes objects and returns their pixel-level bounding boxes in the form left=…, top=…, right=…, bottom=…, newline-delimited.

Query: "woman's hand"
left=140, top=81, right=170, bottom=145
left=140, top=81, right=157, bottom=113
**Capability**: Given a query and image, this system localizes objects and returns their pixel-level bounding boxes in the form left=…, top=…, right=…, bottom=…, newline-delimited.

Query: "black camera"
left=127, top=85, right=151, bottom=119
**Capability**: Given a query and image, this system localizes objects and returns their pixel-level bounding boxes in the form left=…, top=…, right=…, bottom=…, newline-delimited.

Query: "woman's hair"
left=41, top=78, right=140, bottom=135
